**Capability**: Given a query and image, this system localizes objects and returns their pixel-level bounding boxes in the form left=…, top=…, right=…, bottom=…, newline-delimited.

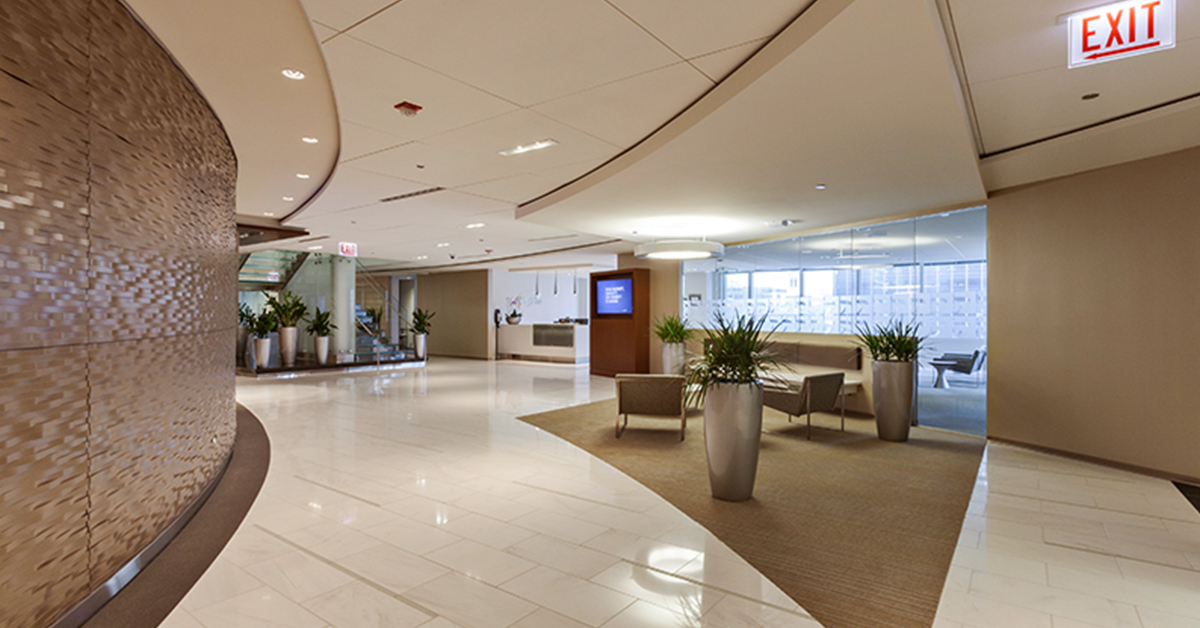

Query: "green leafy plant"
left=266, top=291, right=308, bottom=328
left=305, top=308, right=337, bottom=337
left=412, top=308, right=436, bottom=335
left=238, top=302, right=255, bottom=327
left=653, top=314, right=693, bottom=344
left=248, top=310, right=278, bottom=339
left=365, top=306, right=384, bottom=326
left=685, top=311, right=784, bottom=406
left=506, top=308, right=521, bottom=319
left=854, top=319, right=926, bottom=362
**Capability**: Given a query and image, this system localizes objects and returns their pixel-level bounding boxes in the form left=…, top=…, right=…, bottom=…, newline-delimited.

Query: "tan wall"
left=989, top=146, right=1200, bottom=480
left=0, top=2, right=238, bottom=626
left=417, top=270, right=493, bottom=359
left=618, top=254, right=681, bottom=374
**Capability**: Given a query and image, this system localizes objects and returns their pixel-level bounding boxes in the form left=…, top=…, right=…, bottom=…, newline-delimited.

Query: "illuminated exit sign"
left=1068, top=0, right=1175, bottom=69
left=338, top=242, right=358, bottom=257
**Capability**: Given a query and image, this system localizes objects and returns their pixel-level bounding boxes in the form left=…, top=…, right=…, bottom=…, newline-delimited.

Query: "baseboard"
left=988, top=437, right=1200, bottom=487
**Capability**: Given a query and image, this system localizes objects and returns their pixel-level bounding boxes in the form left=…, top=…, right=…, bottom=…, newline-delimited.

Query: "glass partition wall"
left=681, top=206, right=987, bottom=436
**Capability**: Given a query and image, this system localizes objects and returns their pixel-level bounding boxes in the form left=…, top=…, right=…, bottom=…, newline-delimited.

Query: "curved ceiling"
left=122, top=0, right=339, bottom=219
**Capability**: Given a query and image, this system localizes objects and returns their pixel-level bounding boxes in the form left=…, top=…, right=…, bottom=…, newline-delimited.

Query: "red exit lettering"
left=1070, top=0, right=1174, bottom=68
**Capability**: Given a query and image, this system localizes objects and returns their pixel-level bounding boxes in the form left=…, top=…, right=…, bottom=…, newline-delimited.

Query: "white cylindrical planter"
left=414, top=333, right=427, bottom=360
left=662, top=342, right=686, bottom=375
left=314, top=336, right=330, bottom=365
left=253, top=338, right=271, bottom=370
left=279, top=326, right=298, bottom=367
left=703, top=382, right=763, bottom=502
left=873, top=361, right=915, bottom=442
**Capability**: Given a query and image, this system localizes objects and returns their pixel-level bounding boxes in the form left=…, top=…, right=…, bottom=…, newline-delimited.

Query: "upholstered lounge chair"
left=763, top=372, right=846, bottom=440
left=615, top=374, right=687, bottom=441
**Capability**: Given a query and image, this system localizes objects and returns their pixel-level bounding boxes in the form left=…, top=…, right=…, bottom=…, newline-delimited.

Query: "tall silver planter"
left=314, top=336, right=330, bottom=365
left=253, top=338, right=271, bottom=370
left=414, top=333, right=427, bottom=360
left=279, top=326, right=298, bottom=367
left=873, top=361, right=915, bottom=442
left=662, top=342, right=686, bottom=375
left=704, top=382, right=763, bottom=501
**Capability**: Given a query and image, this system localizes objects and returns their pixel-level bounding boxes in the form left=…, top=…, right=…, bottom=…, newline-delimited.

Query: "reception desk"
left=498, top=323, right=589, bottom=364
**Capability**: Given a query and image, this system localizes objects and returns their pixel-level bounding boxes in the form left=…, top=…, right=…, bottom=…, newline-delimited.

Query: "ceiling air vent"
left=298, top=235, right=330, bottom=243
left=379, top=187, right=444, bottom=203
left=527, top=234, right=579, bottom=242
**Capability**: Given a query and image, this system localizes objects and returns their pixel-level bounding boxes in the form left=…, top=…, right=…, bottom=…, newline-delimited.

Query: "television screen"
left=596, top=277, right=633, bottom=315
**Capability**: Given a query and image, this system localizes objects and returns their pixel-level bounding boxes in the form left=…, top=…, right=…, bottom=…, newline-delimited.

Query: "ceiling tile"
left=607, top=0, right=810, bottom=58
left=458, top=174, right=554, bottom=204
left=300, top=0, right=394, bottom=32
left=323, top=36, right=519, bottom=144
left=351, top=110, right=619, bottom=189
left=348, top=0, right=679, bottom=105
left=298, top=165, right=428, bottom=217
left=689, top=39, right=768, bottom=82
left=532, top=62, right=714, bottom=147
left=340, top=119, right=409, bottom=161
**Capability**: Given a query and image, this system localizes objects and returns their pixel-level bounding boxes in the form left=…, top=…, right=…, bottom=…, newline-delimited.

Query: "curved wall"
left=0, top=1, right=238, bottom=626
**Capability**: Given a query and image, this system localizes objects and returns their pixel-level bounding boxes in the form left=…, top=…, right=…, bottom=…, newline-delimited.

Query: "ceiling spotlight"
left=1082, top=92, right=1100, bottom=101
left=436, top=242, right=450, bottom=247
left=263, top=212, right=275, bottom=217
left=282, top=69, right=305, bottom=80
left=415, top=255, right=428, bottom=260
left=815, top=183, right=827, bottom=190
left=307, top=245, right=323, bottom=250
left=465, top=223, right=485, bottom=229
left=282, top=196, right=294, bottom=201
left=302, top=137, right=319, bottom=144
left=499, top=139, right=558, bottom=156
left=634, top=240, right=724, bottom=260
left=296, top=173, right=310, bottom=179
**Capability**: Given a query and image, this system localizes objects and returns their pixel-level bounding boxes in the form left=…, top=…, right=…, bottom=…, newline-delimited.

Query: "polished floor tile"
left=162, top=360, right=1200, bottom=628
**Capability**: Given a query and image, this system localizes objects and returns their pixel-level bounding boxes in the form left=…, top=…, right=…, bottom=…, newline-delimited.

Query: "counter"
left=498, top=323, right=589, bottom=364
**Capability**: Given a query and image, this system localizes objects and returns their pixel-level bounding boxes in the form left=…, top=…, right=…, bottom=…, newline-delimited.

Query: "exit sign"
left=338, top=242, right=358, bottom=257
left=1069, top=0, right=1175, bottom=69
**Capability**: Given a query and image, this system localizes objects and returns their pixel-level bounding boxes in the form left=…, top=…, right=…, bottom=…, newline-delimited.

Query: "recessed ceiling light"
left=296, top=173, right=310, bottom=179
left=436, top=242, right=450, bottom=247
left=415, top=255, right=428, bottom=260
left=282, top=196, right=294, bottom=201
left=634, top=240, right=725, bottom=260
left=499, top=139, right=558, bottom=156
left=1082, top=92, right=1100, bottom=101
left=302, top=137, right=319, bottom=143
left=815, top=184, right=827, bottom=190
left=307, top=245, right=323, bottom=250
left=282, top=69, right=305, bottom=80
left=465, top=223, right=485, bottom=229
left=263, top=212, right=275, bottom=216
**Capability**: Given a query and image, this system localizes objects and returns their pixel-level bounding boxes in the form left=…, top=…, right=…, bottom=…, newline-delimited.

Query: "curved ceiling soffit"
left=516, top=0, right=856, bottom=220
left=120, top=0, right=340, bottom=223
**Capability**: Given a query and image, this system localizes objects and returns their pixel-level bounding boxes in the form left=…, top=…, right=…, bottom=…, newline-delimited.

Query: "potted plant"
left=505, top=308, right=522, bottom=325
left=686, top=311, right=783, bottom=501
left=412, top=308, right=436, bottom=360
left=267, top=291, right=307, bottom=368
left=653, top=314, right=693, bottom=375
left=237, top=302, right=254, bottom=367
left=248, top=310, right=278, bottom=370
left=305, top=308, right=337, bottom=365
left=855, top=319, right=925, bottom=442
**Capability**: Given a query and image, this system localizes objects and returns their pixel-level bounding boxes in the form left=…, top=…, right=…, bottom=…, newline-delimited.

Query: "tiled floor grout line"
left=512, top=480, right=647, bottom=514
left=254, top=524, right=443, bottom=620
left=617, top=557, right=816, bottom=620
left=292, top=475, right=385, bottom=507
left=986, top=488, right=1200, bottom=524
left=1042, top=540, right=1199, bottom=573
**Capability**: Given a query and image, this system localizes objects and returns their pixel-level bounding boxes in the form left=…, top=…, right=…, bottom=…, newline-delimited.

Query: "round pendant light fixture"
left=634, top=239, right=725, bottom=260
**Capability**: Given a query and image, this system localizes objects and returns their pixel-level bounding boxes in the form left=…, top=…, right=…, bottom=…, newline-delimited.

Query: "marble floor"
left=160, top=359, right=1200, bottom=628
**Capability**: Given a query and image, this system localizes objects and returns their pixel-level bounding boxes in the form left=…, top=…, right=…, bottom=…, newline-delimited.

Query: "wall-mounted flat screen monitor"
left=596, top=277, right=633, bottom=315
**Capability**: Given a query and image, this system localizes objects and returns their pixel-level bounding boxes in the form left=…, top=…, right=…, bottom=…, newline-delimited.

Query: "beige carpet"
left=518, top=400, right=984, bottom=628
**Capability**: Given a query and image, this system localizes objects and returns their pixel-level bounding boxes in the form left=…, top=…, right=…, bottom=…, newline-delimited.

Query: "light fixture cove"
left=634, top=239, right=724, bottom=260
left=499, top=139, right=558, bottom=156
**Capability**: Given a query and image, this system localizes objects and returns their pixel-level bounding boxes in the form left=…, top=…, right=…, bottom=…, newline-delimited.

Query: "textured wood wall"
left=0, top=1, right=238, bottom=626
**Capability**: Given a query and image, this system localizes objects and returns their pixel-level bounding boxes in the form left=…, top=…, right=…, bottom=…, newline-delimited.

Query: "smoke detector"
left=394, top=101, right=423, bottom=117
